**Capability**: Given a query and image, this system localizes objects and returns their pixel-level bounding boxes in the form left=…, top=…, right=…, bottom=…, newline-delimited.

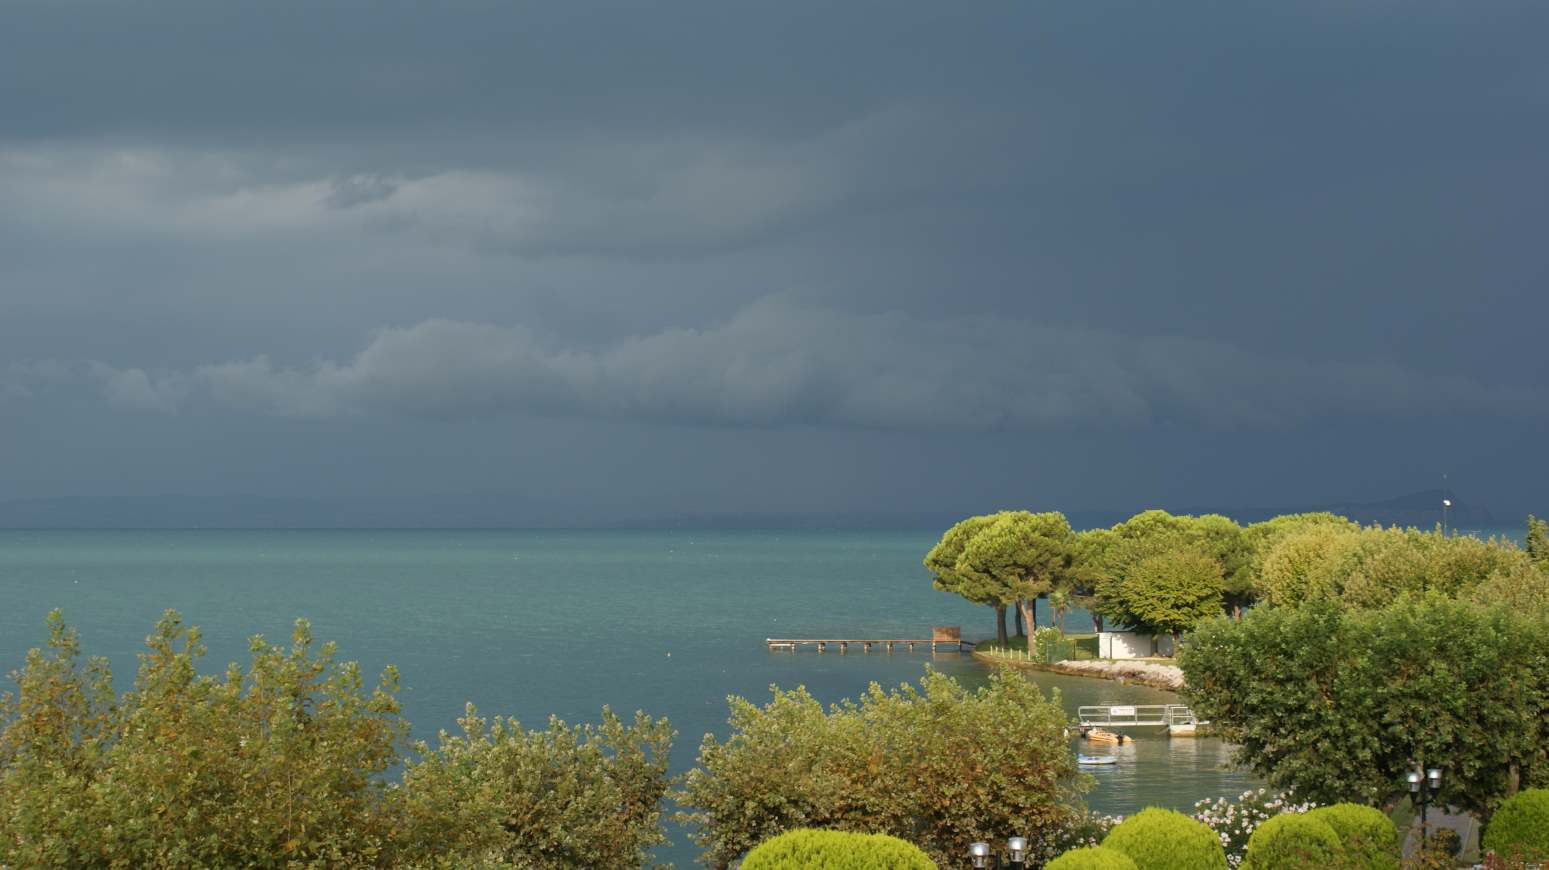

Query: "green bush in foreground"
left=1241, top=812, right=1342, bottom=870
left=1044, top=845, right=1140, bottom=870
left=0, top=611, right=674, bottom=870
left=677, top=667, right=1084, bottom=869
left=740, top=829, right=936, bottom=869
left=1181, top=594, right=1549, bottom=813
left=1101, top=807, right=1228, bottom=870
left=1305, top=804, right=1399, bottom=870
left=1483, top=788, right=1549, bottom=860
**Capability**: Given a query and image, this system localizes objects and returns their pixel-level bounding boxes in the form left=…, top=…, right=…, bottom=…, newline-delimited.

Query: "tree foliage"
left=1179, top=595, right=1549, bottom=815
left=397, top=704, right=673, bottom=869
left=675, top=668, right=1085, bottom=869
left=0, top=611, right=674, bottom=870
left=1111, top=548, right=1224, bottom=641
left=1526, top=515, right=1549, bottom=569
left=1087, top=510, right=1241, bottom=637
left=925, top=511, right=1076, bottom=645
left=1255, top=524, right=1533, bottom=609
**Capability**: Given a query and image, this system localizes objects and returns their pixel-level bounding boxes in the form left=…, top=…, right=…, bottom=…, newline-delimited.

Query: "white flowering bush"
left=1029, top=811, right=1126, bottom=864
left=1190, top=789, right=1318, bottom=868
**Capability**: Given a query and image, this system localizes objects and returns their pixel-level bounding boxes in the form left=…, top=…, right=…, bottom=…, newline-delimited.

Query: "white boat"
left=1077, top=754, right=1119, bottom=765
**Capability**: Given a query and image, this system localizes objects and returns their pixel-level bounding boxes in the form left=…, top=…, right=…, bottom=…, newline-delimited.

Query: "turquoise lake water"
left=1, top=528, right=1268, bottom=864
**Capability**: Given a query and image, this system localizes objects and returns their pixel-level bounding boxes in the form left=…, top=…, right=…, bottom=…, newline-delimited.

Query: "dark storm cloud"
left=3, top=0, right=1548, bottom=515
left=12, top=296, right=1540, bottom=430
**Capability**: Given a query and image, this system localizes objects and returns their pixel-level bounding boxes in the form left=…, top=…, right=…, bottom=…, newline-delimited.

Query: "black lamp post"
left=1407, top=765, right=1443, bottom=843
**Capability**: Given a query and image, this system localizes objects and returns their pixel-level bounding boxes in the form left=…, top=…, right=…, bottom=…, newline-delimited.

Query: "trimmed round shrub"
left=1045, top=845, right=1141, bottom=870
left=1102, top=807, right=1228, bottom=870
left=1241, top=813, right=1342, bottom=870
left=1306, top=804, right=1399, bottom=869
left=1483, top=788, right=1549, bottom=860
left=740, top=829, right=937, bottom=869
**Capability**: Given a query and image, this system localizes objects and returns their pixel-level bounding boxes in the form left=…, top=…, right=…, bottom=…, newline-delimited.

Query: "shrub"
left=1037, top=811, right=1125, bottom=862
left=1482, top=788, right=1549, bottom=860
left=0, top=611, right=674, bottom=870
left=740, top=829, right=936, bottom=869
left=1044, top=846, right=1140, bottom=870
left=397, top=704, right=674, bottom=869
left=1305, top=804, right=1399, bottom=870
left=1241, top=813, right=1342, bottom=870
left=676, top=668, right=1084, bottom=869
left=1192, top=789, right=1319, bottom=867
left=1181, top=595, right=1549, bottom=813
left=1102, top=807, right=1228, bottom=870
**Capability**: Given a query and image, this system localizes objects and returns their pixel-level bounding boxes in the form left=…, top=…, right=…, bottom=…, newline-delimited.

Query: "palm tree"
left=1048, top=588, right=1072, bottom=636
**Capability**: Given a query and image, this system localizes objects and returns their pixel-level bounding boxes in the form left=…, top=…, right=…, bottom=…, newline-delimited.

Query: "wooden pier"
left=766, top=626, right=965, bottom=654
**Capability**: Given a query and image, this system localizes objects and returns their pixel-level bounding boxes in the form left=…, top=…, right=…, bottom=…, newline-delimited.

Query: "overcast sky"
left=2, top=0, right=1546, bottom=523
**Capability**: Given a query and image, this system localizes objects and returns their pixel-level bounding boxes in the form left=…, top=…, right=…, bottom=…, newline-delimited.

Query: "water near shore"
left=1, top=529, right=1257, bottom=864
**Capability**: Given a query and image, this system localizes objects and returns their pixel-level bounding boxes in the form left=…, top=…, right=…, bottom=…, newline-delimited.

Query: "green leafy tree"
left=1526, top=515, right=1549, bottom=568
left=676, top=668, right=1086, bottom=869
left=1069, top=528, right=1117, bottom=631
left=1048, top=588, right=1073, bottom=635
left=0, top=610, right=407, bottom=868
left=1114, top=548, right=1225, bottom=649
left=1090, top=511, right=1241, bottom=629
left=957, top=511, right=1076, bottom=647
left=1179, top=595, right=1549, bottom=816
left=1472, top=560, right=1549, bottom=616
left=396, top=704, right=673, bottom=869
left=0, top=612, right=676, bottom=870
left=924, top=514, right=1007, bottom=643
left=1256, top=525, right=1534, bottom=609
left=1242, top=512, right=1359, bottom=575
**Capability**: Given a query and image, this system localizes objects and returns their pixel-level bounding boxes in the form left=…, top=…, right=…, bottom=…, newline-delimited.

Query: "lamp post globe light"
left=968, top=837, right=1031, bottom=868
left=1408, top=764, right=1444, bottom=843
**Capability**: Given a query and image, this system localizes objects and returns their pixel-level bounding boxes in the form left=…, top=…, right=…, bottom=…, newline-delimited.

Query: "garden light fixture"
left=1408, top=764, right=1443, bottom=843
left=1007, top=836, right=1027, bottom=865
left=969, top=841, right=990, bottom=868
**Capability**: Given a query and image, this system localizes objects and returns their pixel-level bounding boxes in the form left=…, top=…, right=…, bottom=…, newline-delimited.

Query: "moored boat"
left=1081, top=727, right=1128, bottom=745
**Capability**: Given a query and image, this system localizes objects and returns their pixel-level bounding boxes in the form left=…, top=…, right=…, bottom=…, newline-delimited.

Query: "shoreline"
left=970, top=645, right=1186, bottom=691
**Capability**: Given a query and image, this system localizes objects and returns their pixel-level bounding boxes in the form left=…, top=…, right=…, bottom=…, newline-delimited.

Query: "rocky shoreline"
left=970, top=646, right=1186, bottom=690
left=1046, top=658, right=1185, bottom=690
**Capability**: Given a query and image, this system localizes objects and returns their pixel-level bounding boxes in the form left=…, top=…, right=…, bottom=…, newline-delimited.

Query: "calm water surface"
left=1, top=529, right=1258, bottom=864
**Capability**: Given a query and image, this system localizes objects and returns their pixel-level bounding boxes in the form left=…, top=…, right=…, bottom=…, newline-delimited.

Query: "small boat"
left=1082, top=727, right=1128, bottom=745
left=1078, top=754, right=1119, bottom=765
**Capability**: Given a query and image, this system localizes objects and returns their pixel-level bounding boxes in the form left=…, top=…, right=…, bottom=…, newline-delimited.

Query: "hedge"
left=740, top=829, right=937, bottom=869
left=1044, top=845, right=1141, bottom=870
left=1241, top=813, right=1342, bottom=870
left=1102, top=808, right=1228, bottom=870
left=1305, top=804, right=1399, bottom=870
left=1483, top=788, right=1549, bottom=861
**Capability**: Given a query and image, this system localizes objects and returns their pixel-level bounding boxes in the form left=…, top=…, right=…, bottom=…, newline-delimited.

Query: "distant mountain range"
left=0, top=489, right=1502, bottom=530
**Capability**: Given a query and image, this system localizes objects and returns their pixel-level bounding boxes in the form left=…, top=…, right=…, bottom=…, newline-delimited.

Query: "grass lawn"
left=977, top=632, right=1099, bottom=660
